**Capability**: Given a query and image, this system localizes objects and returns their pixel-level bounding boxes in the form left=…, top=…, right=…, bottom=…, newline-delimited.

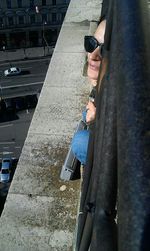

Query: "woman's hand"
left=86, top=101, right=96, bottom=124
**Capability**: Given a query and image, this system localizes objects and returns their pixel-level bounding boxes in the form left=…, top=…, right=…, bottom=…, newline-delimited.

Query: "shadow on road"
left=0, top=196, right=6, bottom=216
left=20, top=70, right=30, bottom=75
left=0, top=111, right=19, bottom=123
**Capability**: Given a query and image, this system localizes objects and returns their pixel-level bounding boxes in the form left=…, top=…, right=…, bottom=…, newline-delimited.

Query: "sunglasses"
left=84, top=35, right=103, bottom=54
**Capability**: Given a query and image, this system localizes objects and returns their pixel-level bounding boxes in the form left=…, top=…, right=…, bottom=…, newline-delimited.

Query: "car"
left=14, top=97, right=26, bottom=111
left=0, top=158, right=11, bottom=183
left=4, top=67, right=21, bottom=76
left=25, top=94, right=38, bottom=109
left=4, top=98, right=16, bottom=112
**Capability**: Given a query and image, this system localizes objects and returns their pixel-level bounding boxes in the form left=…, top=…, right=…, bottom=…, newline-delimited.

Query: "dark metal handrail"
left=75, top=0, right=150, bottom=250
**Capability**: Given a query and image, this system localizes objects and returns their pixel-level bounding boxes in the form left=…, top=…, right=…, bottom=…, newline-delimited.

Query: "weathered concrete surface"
left=0, top=0, right=102, bottom=250
left=66, top=0, right=102, bottom=22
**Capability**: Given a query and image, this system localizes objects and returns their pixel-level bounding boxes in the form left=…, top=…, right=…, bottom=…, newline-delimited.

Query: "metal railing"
left=75, top=0, right=150, bottom=250
left=0, top=21, right=62, bottom=30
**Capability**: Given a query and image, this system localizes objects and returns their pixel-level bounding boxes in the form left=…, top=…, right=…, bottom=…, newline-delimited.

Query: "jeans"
left=71, top=129, right=90, bottom=165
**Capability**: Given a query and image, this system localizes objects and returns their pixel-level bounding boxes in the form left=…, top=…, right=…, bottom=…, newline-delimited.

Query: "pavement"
left=0, top=46, right=54, bottom=63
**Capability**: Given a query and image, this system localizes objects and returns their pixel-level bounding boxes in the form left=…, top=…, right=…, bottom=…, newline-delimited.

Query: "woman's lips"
left=89, top=63, right=99, bottom=71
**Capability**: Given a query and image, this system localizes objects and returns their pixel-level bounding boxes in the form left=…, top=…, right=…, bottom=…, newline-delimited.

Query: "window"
left=52, top=13, right=56, bottom=22
left=8, top=17, right=13, bottom=26
left=18, top=16, right=24, bottom=24
left=30, top=15, right=35, bottom=24
left=7, top=0, right=11, bottom=8
left=61, top=13, right=65, bottom=22
left=42, top=0, right=46, bottom=6
left=52, top=0, right=56, bottom=5
left=3, top=160, right=10, bottom=163
left=0, top=17, right=3, bottom=27
left=17, top=0, right=22, bottom=8
left=42, top=14, right=47, bottom=23
left=1, top=169, right=9, bottom=174
left=30, top=0, right=34, bottom=7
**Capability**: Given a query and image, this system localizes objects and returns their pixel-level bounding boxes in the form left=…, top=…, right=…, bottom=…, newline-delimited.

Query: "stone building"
left=0, top=0, right=70, bottom=49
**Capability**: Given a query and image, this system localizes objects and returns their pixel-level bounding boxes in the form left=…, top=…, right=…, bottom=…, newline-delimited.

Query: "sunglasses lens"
left=84, top=36, right=97, bottom=53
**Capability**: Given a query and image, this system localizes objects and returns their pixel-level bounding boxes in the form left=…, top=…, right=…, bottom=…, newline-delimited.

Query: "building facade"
left=0, top=0, right=70, bottom=50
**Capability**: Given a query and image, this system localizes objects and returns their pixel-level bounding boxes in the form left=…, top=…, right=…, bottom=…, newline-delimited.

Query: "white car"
left=4, top=67, right=21, bottom=76
left=0, top=158, right=11, bottom=183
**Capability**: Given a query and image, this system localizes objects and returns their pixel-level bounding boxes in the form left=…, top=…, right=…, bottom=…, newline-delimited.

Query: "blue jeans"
left=71, top=129, right=90, bottom=165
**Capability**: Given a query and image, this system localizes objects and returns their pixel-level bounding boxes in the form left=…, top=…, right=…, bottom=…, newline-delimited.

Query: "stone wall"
left=0, top=1, right=102, bottom=250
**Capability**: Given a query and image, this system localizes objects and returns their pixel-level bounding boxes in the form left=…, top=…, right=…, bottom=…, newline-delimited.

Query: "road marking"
left=0, top=124, right=13, bottom=128
left=0, top=142, right=15, bottom=145
left=0, top=57, right=51, bottom=66
left=1, top=81, right=43, bottom=89
left=21, top=67, right=32, bottom=70
left=2, top=151, right=13, bottom=154
left=18, top=73, right=45, bottom=78
left=1, top=74, right=45, bottom=83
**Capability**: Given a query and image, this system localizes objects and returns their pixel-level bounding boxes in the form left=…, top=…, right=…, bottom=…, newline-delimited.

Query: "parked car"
left=14, top=97, right=26, bottom=111
left=4, top=98, right=16, bottom=112
left=25, top=94, right=38, bottom=109
left=4, top=67, right=21, bottom=76
left=0, top=158, right=11, bottom=183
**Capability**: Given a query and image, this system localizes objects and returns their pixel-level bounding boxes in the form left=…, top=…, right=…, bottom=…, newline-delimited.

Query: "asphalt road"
left=0, top=106, right=35, bottom=214
left=0, top=109, right=34, bottom=160
left=0, top=57, right=50, bottom=212
left=0, top=56, right=50, bottom=160
left=0, top=57, right=51, bottom=98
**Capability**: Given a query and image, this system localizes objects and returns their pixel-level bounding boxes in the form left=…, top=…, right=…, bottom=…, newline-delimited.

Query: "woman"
left=71, top=20, right=106, bottom=165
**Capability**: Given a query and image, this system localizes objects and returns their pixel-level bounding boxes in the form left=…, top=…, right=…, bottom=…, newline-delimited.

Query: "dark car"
left=14, top=97, right=26, bottom=111
left=4, top=98, right=16, bottom=112
left=25, top=95, right=38, bottom=109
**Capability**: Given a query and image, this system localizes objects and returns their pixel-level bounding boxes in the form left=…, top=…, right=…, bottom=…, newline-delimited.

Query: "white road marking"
left=1, top=81, right=43, bottom=89
left=1, top=76, right=44, bottom=83
left=5, top=73, right=45, bottom=79
left=0, top=124, right=13, bottom=128
left=0, top=142, right=15, bottom=145
left=21, top=67, right=32, bottom=70
left=0, top=57, right=51, bottom=66
left=2, top=151, right=13, bottom=154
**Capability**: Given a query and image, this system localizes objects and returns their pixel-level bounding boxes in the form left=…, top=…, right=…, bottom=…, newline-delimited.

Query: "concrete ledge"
left=66, top=0, right=102, bottom=22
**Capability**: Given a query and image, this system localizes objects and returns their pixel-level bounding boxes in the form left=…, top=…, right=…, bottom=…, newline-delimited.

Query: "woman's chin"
left=90, top=79, right=97, bottom=86
left=87, top=71, right=98, bottom=84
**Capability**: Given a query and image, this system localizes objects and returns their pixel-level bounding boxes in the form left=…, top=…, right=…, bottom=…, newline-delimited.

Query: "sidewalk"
left=0, top=46, right=54, bottom=63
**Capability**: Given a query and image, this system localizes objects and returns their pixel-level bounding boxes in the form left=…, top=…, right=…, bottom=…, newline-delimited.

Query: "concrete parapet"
left=0, top=0, right=102, bottom=250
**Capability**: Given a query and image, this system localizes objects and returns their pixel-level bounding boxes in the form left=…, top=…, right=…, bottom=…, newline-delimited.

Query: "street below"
left=0, top=57, right=50, bottom=215
left=0, top=56, right=51, bottom=98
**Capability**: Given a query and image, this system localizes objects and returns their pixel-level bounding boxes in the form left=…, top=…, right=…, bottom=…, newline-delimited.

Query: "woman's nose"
left=88, top=47, right=100, bottom=60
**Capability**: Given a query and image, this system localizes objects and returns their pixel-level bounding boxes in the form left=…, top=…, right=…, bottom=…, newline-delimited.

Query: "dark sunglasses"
left=84, top=35, right=103, bottom=54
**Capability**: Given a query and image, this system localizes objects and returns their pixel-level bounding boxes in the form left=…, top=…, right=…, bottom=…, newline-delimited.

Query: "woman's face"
left=87, top=20, right=106, bottom=85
